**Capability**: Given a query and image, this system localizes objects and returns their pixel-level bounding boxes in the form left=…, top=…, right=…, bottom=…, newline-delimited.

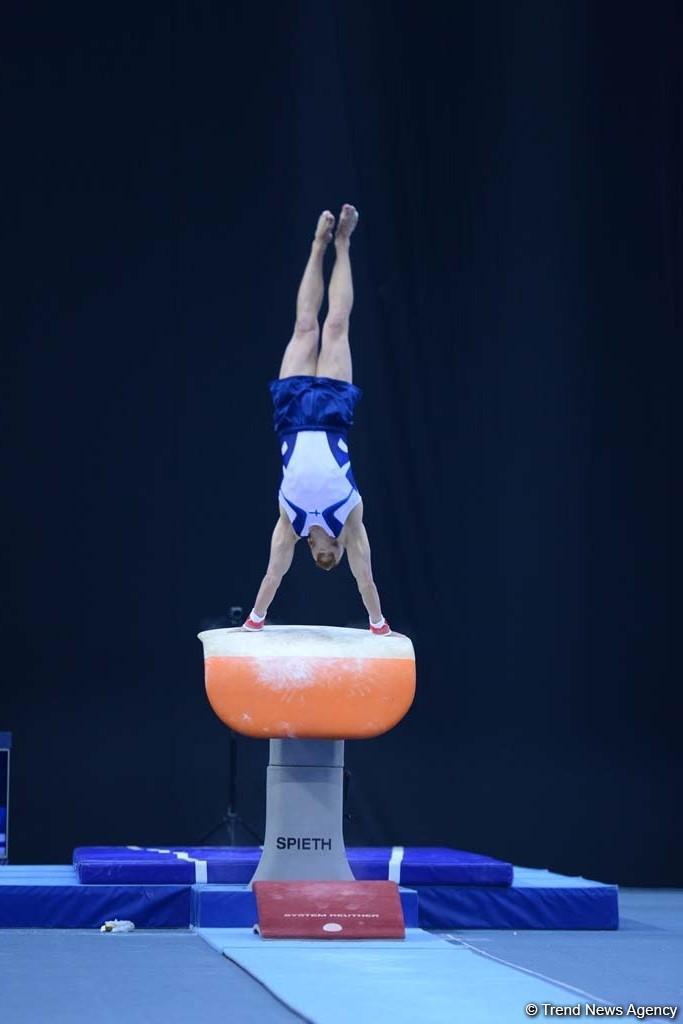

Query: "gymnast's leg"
left=278, top=211, right=335, bottom=379
left=316, top=203, right=359, bottom=384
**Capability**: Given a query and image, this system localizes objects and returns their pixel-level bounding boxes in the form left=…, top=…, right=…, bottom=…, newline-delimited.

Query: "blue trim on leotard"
left=280, top=434, right=297, bottom=468
left=321, top=490, right=356, bottom=538
left=325, top=430, right=349, bottom=468
left=280, top=492, right=307, bottom=537
left=324, top=429, right=359, bottom=492
left=280, top=486, right=356, bottom=540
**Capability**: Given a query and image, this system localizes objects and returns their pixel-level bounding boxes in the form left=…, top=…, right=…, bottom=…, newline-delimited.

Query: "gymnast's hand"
left=370, top=618, right=392, bottom=636
left=243, top=612, right=265, bottom=631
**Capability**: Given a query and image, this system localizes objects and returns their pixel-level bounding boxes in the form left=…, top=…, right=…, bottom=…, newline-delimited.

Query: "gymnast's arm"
left=251, top=514, right=298, bottom=619
left=344, top=513, right=383, bottom=625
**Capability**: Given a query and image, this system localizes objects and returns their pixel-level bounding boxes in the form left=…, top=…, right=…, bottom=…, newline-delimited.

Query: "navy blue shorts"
left=268, top=375, right=363, bottom=440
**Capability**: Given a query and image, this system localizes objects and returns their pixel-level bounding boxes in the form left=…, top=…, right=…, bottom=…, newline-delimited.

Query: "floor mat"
left=199, top=927, right=613, bottom=1024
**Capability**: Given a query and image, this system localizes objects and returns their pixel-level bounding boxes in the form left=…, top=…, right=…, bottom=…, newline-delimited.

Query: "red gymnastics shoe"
left=370, top=619, right=392, bottom=636
left=243, top=616, right=265, bottom=631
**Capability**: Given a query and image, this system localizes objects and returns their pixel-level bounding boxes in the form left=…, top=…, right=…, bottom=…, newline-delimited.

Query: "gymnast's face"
left=307, top=528, right=343, bottom=571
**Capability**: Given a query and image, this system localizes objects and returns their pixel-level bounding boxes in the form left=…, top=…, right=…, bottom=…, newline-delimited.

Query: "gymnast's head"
left=307, top=526, right=343, bottom=571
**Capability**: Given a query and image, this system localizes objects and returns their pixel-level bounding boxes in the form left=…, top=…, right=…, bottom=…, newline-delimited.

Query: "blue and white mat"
left=73, top=845, right=513, bottom=885
left=69, top=847, right=617, bottom=929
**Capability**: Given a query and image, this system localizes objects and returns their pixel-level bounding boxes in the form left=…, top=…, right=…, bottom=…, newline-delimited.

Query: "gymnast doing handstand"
left=243, top=204, right=391, bottom=636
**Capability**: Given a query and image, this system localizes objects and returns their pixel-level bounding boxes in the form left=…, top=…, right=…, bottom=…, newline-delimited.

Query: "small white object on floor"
left=100, top=919, right=135, bottom=933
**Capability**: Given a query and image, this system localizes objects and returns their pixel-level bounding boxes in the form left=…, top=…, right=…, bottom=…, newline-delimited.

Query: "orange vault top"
left=198, top=625, right=416, bottom=740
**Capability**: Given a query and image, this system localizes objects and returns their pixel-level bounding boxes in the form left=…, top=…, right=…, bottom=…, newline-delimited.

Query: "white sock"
left=370, top=615, right=385, bottom=628
left=249, top=608, right=266, bottom=623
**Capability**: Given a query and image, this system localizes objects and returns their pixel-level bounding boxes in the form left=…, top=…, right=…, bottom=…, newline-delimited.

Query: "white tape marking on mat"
left=388, top=846, right=405, bottom=883
left=124, top=847, right=208, bottom=883
left=175, top=851, right=208, bottom=883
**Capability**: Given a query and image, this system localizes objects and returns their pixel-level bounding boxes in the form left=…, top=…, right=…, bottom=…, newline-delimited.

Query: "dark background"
left=2, top=1, right=681, bottom=886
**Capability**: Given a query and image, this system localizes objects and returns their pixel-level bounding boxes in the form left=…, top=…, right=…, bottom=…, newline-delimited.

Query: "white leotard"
left=278, top=430, right=361, bottom=539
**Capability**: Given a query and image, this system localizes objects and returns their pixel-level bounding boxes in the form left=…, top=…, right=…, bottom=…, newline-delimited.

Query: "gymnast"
left=243, top=204, right=391, bottom=636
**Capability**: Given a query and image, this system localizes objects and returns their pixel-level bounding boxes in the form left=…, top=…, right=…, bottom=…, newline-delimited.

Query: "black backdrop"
left=3, top=1, right=681, bottom=885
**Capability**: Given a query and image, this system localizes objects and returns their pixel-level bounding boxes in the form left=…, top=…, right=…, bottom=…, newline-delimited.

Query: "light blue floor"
left=199, top=927, right=606, bottom=1024
left=0, top=930, right=304, bottom=1024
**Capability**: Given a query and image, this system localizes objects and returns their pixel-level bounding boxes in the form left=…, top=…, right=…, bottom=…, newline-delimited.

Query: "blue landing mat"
left=73, top=845, right=512, bottom=885
left=0, top=866, right=189, bottom=928
left=198, top=928, right=613, bottom=1024
left=0, top=864, right=618, bottom=929
left=0, top=867, right=415, bottom=930
left=420, top=866, right=619, bottom=929
left=190, top=870, right=617, bottom=929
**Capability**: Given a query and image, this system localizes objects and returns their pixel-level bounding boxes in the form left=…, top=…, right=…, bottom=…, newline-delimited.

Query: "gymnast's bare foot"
left=314, top=210, right=335, bottom=247
left=335, top=204, right=359, bottom=244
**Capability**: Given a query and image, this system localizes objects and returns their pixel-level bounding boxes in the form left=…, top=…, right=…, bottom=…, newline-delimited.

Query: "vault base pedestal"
left=251, top=740, right=353, bottom=883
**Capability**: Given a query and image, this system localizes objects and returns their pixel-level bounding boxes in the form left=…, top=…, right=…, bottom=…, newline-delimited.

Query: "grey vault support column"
left=251, top=738, right=354, bottom=883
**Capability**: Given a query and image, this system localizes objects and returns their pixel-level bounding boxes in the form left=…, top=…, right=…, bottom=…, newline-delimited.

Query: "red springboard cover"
left=253, top=880, right=405, bottom=939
